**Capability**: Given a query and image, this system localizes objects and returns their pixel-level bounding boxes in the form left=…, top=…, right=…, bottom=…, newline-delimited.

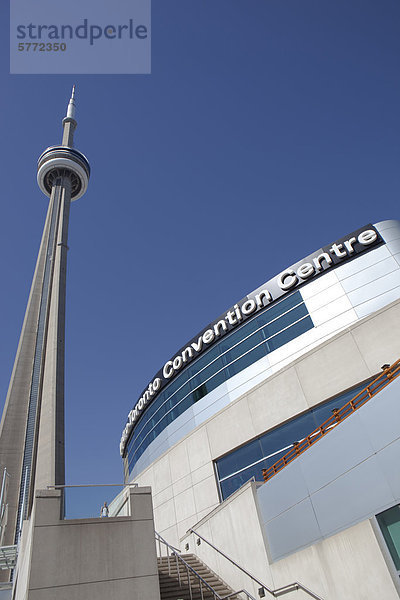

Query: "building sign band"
left=120, top=225, right=382, bottom=455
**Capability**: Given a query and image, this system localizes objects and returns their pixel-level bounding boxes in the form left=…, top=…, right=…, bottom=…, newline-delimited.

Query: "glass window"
left=224, top=330, right=265, bottom=363
left=227, top=344, right=267, bottom=377
left=215, top=378, right=374, bottom=500
left=264, top=303, right=308, bottom=337
left=187, top=345, right=221, bottom=379
left=269, top=317, right=313, bottom=351
left=219, top=464, right=261, bottom=500
left=217, top=437, right=263, bottom=480
left=377, top=505, right=400, bottom=571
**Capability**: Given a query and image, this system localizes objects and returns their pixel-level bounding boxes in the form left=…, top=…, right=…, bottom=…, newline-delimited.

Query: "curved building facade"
left=121, top=219, right=400, bottom=599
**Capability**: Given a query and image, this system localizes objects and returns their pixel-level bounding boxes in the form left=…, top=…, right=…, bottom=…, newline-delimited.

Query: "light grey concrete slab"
left=28, top=575, right=161, bottom=600
left=257, top=460, right=310, bottom=524
left=15, top=488, right=161, bottom=600
left=311, top=455, right=394, bottom=537
left=265, top=498, right=322, bottom=560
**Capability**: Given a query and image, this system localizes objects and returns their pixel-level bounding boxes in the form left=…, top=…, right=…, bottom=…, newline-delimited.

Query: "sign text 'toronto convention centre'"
left=120, top=224, right=382, bottom=455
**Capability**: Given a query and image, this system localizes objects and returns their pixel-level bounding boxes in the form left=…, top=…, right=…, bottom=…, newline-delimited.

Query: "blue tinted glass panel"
left=224, top=331, right=265, bottom=362
left=219, top=464, right=265, bottom=499
left=265, top=304, right=308, bottom=337
left=377, top=505, right=400, bottom=571
left=227, top=344, right=267, bottom=377
left=217, top=437, right=263, bottom=480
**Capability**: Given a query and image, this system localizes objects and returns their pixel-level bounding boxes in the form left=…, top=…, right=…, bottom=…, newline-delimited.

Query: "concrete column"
left=34, top=177, right=71, bottom=493
left=0, top=195, right=55, bottom=551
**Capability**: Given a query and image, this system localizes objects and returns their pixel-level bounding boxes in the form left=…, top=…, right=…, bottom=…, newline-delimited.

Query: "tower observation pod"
left=0, top=87, right=90, bottom=572
left=37, top=86, right=90, bottom=199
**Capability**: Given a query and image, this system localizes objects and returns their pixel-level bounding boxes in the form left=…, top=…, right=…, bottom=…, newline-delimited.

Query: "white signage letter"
left=277, top=269, right=298, bottom=290
left=358, top=230, right=377, bottom=246
left=163, top=361, right=174, bottom=378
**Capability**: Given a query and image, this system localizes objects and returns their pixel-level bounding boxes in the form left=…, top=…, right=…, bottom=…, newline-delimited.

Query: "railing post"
left=176, top=553, right=181, bottom=588
left=187, top=564, right=193, bottom=600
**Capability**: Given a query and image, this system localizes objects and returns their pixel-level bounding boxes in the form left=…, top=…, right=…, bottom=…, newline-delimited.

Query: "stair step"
left=158, top=553, right=238, bottom=600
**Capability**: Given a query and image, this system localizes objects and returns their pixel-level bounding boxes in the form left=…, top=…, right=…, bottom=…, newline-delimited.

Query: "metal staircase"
left=156, top=532, right=257, bottom=600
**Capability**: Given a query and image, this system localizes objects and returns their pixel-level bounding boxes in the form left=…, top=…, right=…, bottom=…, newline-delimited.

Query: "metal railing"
left=262, top=359, right=400, bottom=483
left=0, top=468, right=9, bottom=547
left=156, top=531, right=257, bottom=600
left=187, top=529, right=324, bottom=600
left=46, top=482, right=138, bottom=519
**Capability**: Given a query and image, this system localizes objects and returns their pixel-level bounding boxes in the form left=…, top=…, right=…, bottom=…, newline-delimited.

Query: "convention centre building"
left=119, top=219, right=400, bottom=599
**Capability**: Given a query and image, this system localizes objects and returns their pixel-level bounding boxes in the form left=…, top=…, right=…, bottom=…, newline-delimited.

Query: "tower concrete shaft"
left=0, top=88, right=89, bottom=555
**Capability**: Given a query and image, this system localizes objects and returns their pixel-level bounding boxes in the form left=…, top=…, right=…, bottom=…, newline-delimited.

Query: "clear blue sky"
left=0, top=0, right=399, bottom=507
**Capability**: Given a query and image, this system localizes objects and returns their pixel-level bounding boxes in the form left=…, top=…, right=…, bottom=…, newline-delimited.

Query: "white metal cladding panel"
left=309, top=295, right=354, bottom=327
left=393, top=252, right=400, bottom=268
left=334, top=245, right=391, bottom=280
left=299, top=270, right=339, bottom=299
left=301, top=222, right=400, bottom=340
left=340, top=256, right=399, bottom=293
left=302, top=280, right=344, bottom=312
left=354, top=286, right=400, bottom=319
left=256, top=376, right=400, bottom=561
left=347, top=270, right=400, bottom=309
left=375, top=219, right=400, bottom=232
left=377, top=221, right=400, bottom=242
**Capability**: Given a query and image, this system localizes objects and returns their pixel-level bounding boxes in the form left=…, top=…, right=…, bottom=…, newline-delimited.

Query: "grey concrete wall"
left=181, top=482, right=273, bottom=600
left=181, top=481, right=400, bottom=600
left=257, top=374, right=400, bottom=561
left=14, top=487, right=160, bottom=600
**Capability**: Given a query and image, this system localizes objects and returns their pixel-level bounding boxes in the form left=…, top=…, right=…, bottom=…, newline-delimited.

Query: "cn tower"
left=0, top=88, right=90, bottom=557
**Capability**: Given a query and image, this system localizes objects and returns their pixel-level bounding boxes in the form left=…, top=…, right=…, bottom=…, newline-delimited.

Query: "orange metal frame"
left=262, top=358, right=400, bottom=484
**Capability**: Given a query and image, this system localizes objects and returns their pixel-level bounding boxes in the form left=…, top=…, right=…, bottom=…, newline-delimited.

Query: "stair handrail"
left=156, top=531, right=223, bottom=599
left=156, top=531, right=256, bottom=600
left=187, top=528, right=324, bottom=599
left=221, top=591, right=257, bottom=600
left=262, top=358, right=400, bottom=483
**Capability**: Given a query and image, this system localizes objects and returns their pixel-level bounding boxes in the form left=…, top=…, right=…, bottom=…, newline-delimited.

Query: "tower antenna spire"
left=66, top=84, right=76, bottom=119
left=62, top=85, right=77, bottom=147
